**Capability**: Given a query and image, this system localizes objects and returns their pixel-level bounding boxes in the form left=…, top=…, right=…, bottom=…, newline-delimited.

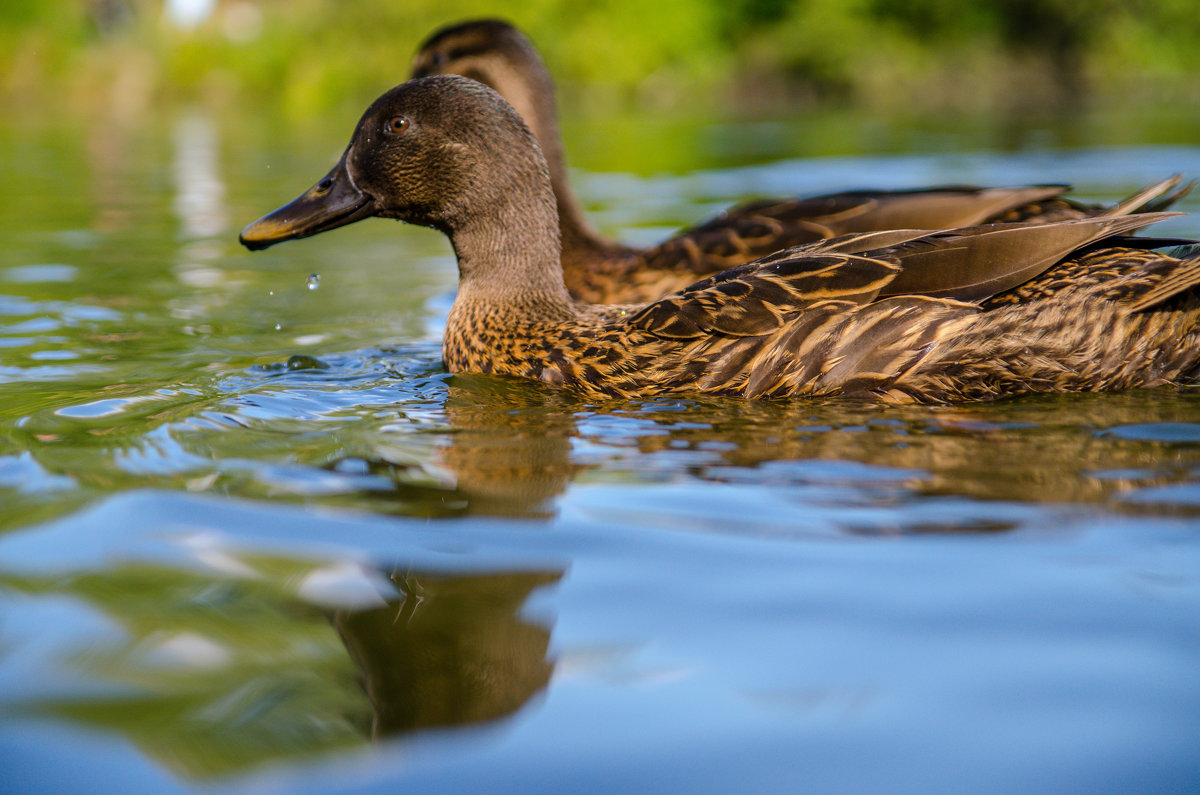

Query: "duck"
left=240, top=75, right=1200, bottom=404
left=410, top=19, right=1191, bottom=304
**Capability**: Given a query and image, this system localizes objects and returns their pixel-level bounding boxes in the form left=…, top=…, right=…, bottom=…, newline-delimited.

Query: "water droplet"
left=274, top=323, right=281, bottom=331
left=306, top=273, right=320, bottom=291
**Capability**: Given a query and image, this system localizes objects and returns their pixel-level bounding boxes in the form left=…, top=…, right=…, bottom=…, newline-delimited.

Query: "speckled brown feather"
left=439, top=216, right=1200, bottom=404
left=440, top=252, right=1200, bottom=405
left=412, top=19, right=1193, bottom=304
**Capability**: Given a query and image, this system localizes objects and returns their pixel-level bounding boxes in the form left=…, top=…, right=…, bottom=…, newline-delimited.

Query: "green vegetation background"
left=3, top=0, right=1198, bottom=120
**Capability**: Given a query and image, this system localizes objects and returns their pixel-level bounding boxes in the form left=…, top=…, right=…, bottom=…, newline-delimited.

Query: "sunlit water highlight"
left=1, top=105, right=1199, bottom=793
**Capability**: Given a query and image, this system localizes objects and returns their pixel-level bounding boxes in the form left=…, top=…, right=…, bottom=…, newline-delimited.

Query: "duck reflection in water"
left=634, top=390, right=1200, bottom=508
left=0, top=555, right=564, bottom=778
left=436, top=377, right=581, bottom=516
left=354, top=377, right=582, bottom=518
left=334, top=566, right=562, bottom=739
left=348, top=377, right=1200, bottom=527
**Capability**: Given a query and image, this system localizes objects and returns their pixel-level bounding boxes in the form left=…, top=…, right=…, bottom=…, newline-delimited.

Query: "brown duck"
left=411, top=19, right=1190, bottom=304
left=241, top=76, right=1200, bottom=404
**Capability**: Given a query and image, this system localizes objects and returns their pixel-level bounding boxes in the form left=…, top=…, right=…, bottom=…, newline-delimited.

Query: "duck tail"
left=1123, top=250, right=1200, bottom=313
left=1110, top=175, right=1196, bottom=215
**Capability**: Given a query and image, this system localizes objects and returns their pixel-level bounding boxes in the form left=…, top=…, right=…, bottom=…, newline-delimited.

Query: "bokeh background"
left=6, top=0, right=1199, bottom=119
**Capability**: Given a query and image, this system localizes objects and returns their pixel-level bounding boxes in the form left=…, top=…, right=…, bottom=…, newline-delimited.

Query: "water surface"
left=2, top=103, right=1200, bottom=793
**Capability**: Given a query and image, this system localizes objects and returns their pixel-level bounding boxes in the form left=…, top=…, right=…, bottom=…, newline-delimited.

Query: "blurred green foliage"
left=1, top=0, right=1198, bottom=118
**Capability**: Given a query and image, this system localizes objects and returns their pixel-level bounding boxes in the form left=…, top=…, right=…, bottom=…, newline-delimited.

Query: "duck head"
left=240, top=74, right=557, bottom=252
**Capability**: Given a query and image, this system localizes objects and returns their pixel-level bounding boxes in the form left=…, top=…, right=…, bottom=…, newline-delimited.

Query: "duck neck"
left=447, top=189, right=575, bottom=320
left=485, top=58, right=626, bottom=260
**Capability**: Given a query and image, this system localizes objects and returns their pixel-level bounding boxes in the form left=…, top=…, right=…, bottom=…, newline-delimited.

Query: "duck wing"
left=742, top=176, right=1189, bottom=228
left=652, top=178, right=1192, bottom=271
left=873, top=212, right=1180, bottom=301
left=630, top=213, right=1180, bottom=343
left=989, top=175, right=1192, bottom=223
left=640, top=186, right=1076, bottom=277
left=707, top=184, right=1072, bottom=238
left=627, top=253, right=901, bottom=340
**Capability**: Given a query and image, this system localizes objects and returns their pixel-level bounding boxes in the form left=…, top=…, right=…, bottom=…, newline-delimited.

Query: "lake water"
left=2, top=102, right=1200, bottom=793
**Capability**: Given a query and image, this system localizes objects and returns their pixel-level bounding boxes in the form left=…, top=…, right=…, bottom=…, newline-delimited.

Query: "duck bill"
left=239, top=157, right=375, bottom=251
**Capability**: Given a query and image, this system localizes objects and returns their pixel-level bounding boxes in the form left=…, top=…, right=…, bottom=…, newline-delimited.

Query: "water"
left=2, top=103, right=1200, bottom=793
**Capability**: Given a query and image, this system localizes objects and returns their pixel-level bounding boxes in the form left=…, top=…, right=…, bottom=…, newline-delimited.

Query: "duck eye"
left=431, top=51, right=447, bottom=68
left=385, top=116, right=410, bottom=135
